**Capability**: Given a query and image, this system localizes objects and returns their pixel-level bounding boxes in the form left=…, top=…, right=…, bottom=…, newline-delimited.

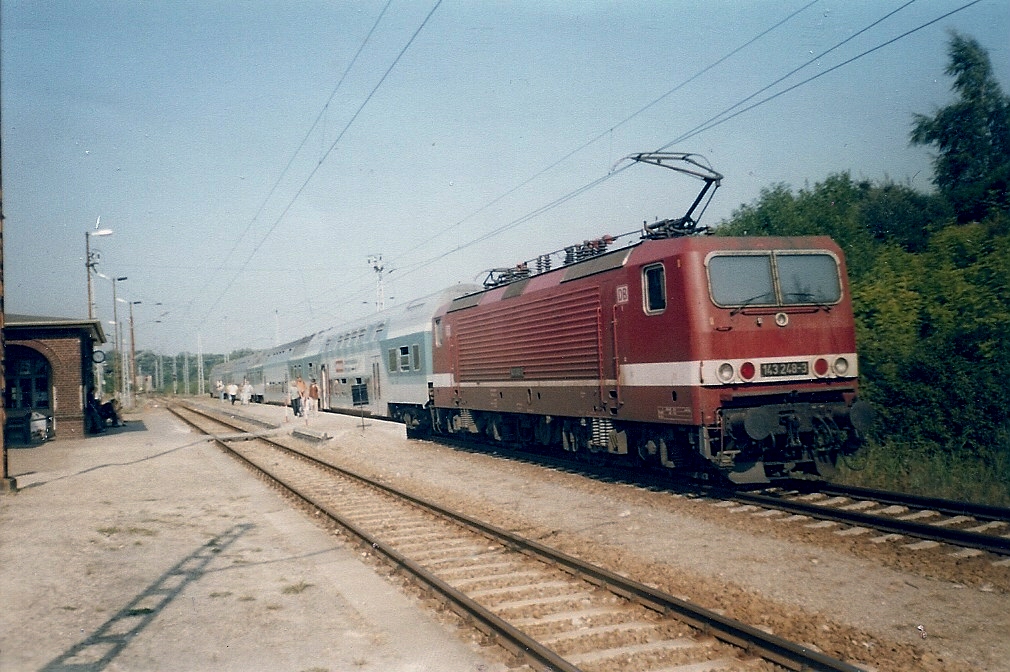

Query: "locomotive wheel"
left=810, top=416, right=841, bottom=477
left=487, top=415, right=505, bottom=442
left=517, top=421, right=535, bottom=444
left=637, top=438, right=659, bottom=465
left=533, top=418, right=554, bottom=446
left=562, top=423, right=587, bottom=453
left=562, top=428, right=578, bottom=452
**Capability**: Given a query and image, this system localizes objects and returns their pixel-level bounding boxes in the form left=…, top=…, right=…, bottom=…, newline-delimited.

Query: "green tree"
left=718, top=173, right=879, bottom=279
left=859, top=181, right=951, bottom=252
left=910, top=32, right=1010, bottom=222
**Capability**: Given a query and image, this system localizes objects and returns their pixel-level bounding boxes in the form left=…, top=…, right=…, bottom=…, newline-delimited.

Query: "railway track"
left=727, top=482, right=1010, bottom=561
left=170, top=402, right=864, bottom=672
left=428, top=430, right=1010, bottom=562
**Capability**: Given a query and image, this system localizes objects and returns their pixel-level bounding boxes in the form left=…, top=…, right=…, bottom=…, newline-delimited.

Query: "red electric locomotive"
left=425, top=154, right=872, bottom=483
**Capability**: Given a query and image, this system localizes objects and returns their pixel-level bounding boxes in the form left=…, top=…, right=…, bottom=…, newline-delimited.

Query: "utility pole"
left=1, top=83, right=13, bottom=491
left=196, top=333, right=205, bottom=396
left=129, top=300, right=140, bottom=403
left=368, top=254, right=385, bottom=311
left=85, top=223, right=112, bottom=319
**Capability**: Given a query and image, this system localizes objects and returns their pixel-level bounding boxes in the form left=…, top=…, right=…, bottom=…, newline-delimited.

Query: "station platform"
left=0, top=402, right=504, bottom=672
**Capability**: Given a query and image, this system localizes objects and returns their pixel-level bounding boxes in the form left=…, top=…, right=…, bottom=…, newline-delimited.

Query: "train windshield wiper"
left=730, top=293, right=773, bottom=316
left=783, top=292, right=831, bottom=312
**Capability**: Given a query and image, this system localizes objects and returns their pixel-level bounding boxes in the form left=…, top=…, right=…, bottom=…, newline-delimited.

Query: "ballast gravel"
left=223, top=400, right=1009, bottom=672
left=9, top=399, right=1006, bottom=671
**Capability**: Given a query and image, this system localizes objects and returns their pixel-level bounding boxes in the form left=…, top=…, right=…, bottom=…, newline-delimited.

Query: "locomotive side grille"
left=455, top=286, right=602, bottom=382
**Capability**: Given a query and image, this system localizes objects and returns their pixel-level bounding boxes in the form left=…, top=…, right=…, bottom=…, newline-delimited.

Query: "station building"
left=4, top=315, right=106, bottom=443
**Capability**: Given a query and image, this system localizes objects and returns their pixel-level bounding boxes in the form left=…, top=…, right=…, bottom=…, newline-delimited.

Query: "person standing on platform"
left=240, top=380, right=252, bottom=405
left=307, top=378, right=320, bottom=416
left=226, top=381, right=238, bottom=405
left=288, top=379, right=301, bottom=417
left=295, top=377, right=307, bottom=416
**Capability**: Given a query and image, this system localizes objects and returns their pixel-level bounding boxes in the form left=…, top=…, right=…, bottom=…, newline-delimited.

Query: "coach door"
left=371, top=357, right=382, bottom=402
left=319, top=364, right=330, bottom=410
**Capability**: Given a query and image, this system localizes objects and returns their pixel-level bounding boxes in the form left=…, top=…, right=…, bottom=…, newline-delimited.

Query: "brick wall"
left=7, top=335, right=88, bottom=439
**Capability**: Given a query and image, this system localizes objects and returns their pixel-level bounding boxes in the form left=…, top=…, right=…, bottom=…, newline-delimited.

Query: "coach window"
left=643, top=264, right=667, bottom=314
left=411, top=344, right=421, bottom=370
left=398, top=346, right=411, bottom=372
left=387, top=348, right=398, bottom=373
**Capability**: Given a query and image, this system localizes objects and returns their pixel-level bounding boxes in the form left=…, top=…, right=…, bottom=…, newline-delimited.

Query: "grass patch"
left=96, top=526, right=157, bottom=537
left=209, top=591, right=233, bottom=599
left=282, top=580, right=314, bottom=595
left=835, top=440, right=1010, bottom=506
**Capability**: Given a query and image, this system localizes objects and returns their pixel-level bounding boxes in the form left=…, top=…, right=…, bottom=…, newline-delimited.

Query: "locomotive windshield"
left=707, top=251, right=841, bottom=308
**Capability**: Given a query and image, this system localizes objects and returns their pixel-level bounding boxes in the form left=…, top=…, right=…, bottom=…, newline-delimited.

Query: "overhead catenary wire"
left=382, top=0, right=822, bottom=273
left=195, top=0, right=443, bottom=332
left=212, top=1, right=822, bottom=342
left=395, top=0, right=985, bottom=289
left=213, top=0, right=395, bottom=276
left=224, top=1, right=988, bottom=347
left=657, top=0, right=985, bottom=151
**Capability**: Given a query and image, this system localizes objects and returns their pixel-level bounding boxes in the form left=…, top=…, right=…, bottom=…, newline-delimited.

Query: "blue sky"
left=3, top=0, right=1008, bottom=355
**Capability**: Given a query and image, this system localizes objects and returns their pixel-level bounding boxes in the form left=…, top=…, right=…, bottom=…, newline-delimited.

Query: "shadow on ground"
left=40, top=523, right=254, bottom=672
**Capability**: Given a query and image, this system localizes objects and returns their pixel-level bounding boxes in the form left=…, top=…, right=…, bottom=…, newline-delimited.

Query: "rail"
left=171, top=401, right=865, bottom=672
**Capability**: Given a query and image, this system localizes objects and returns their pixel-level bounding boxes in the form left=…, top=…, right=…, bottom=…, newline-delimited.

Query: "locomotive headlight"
left=833, top=357, right=850, bottom=375
left=740, top=361, right=756, bottom=380
left=717, top=362, right=735, bottom=382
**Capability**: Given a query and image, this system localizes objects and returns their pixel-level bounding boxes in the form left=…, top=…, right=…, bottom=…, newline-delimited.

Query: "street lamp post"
left=109, top=276, right=127, bottom=398
left=129, top=300, right=140, bottom=401
left=84, top=225, right=113, bottom=319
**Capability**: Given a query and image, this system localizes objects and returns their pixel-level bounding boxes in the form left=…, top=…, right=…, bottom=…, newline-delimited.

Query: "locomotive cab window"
left=642, top=264, right=666, bottom=314
left=776, top=253, right=841, bottom=305
left=707, top=251, right=841, bottom=308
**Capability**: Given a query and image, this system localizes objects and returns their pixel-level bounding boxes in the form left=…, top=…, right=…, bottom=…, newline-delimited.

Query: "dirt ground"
left=217, top=399, right=1010, bottom=672
left=0, top=406, right=505, bottom=672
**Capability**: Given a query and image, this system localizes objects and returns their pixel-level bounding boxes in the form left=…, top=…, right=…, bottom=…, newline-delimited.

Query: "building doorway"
left=4, top=345, right=52, bottom=411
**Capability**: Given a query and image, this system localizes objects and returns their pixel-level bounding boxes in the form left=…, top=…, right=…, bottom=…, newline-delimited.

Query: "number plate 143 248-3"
left=761, top=361, right=808, bottom=377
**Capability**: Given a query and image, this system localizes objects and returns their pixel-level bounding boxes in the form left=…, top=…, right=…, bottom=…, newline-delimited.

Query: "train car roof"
left=319, top=284, right=480, bottom=341
left=264, top=284, right=482, bottom=363
left=446, top=234, right=843, bottom=313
